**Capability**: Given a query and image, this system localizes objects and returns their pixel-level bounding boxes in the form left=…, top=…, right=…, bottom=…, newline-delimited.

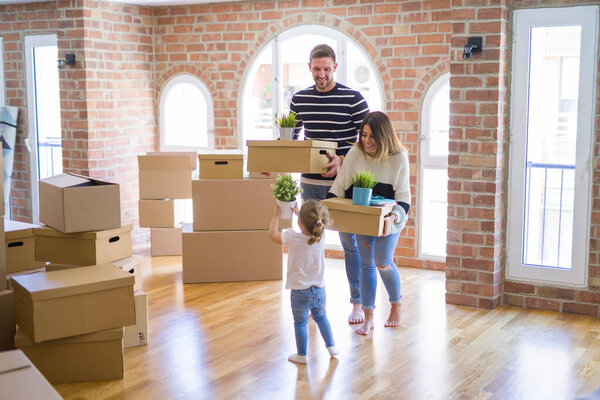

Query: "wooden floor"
left=53, top=253, right=600, bottom=400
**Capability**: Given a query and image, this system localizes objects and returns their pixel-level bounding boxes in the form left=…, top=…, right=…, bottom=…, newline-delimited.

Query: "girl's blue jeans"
left=291, top=286, right=335, bottom=356
left=356, top=233, right=402, bottom=309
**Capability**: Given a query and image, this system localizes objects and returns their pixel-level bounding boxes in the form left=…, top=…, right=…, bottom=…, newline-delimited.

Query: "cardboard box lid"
left=246, top=139, right=337, bottom=149
left=146, top=151, right=197, bottom=170
left=33, top=224, right=133, bottom=239
left=10, top=264, right=135, bottom=301
left=0, top=349, right=30, bottom=374
left=197, top=151, right=243, bottom=161
left=15, top=327, right=123, bottom=347
left=321, top=198, right=395, bottom=215
left=139, top=154, right=196, bottom=172
left=40, top=172, right=116, bottom=189
left=111, top=255, right=142, bottom=271
left=5, top=220, right=41, bottom=240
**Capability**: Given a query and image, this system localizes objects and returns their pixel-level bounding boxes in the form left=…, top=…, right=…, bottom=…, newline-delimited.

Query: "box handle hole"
left=214, top=161, right=229, bottom=165
left=319, top=150, right=327, bottom=155
left=109, top=236, right=120, bottom=243
left=8, top=241, right=24, bottom=248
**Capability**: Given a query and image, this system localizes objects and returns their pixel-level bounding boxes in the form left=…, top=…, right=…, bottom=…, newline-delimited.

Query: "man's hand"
left=321, top=152, right=342, bottom=178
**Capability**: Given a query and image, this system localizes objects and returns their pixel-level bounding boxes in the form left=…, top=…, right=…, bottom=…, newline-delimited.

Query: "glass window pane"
left=346, top=40, right=382, bottom=112
left=421, top=168, right=447, bottom=257
left=164, top=82, right=208, bottom=148
left=34, top=45, right=62, bottom=179
left=243, top=46, right=274, bottom=141
left=523, top=25, right=581, bottom=270
left=429, top=85, right=449, bottom=157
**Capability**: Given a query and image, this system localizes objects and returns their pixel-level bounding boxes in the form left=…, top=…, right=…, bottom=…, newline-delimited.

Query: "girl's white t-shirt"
left=281, top=229, right=325, bottom=290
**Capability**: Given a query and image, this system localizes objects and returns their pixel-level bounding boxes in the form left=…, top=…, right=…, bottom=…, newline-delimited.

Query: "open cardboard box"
left=11, top=264, right=135, bottom=342
left=321, top=198, right=395, bottom=237
left=34, top=224, right=133, bottom=266
left=15, top=327, right=124, bottom=383
left=0, top=350, right=62, bottom=399
left=198, top=151, right=243, bottom=179
left=246, top=139, right=337, bottom=174
left=39, top=173, right=121, bottom=233
left=5, top=220, right=45, bottom=274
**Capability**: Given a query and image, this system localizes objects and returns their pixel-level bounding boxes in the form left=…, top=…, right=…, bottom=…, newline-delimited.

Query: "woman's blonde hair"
left=356, top=111, right=407, bottom=164
left=298, top=200, right=330, bottom=245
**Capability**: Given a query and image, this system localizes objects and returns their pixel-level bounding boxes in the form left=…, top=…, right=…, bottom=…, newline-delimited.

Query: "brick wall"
left=153, top=0, right=453, bottom=268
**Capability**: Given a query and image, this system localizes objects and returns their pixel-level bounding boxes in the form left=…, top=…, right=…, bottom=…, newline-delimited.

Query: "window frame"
left=159, top=74, right=214, bottom=152
left=506, top=6, right=599, bottom=287
left=0, top=37, right=5, bottom=105
left=418, top=73, right=449, bottom=260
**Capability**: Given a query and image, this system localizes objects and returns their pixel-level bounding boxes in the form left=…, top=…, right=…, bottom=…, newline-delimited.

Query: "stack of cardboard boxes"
left=138, top=152, right=196, bottom=256
left=182, top=152, right=284, bottom=283
left=0, top=152, right=15, bottom=354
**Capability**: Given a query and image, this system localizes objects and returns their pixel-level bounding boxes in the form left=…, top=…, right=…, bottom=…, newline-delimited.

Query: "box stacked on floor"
left=138, top=152, right=197, bottom=256
left=182, top=152, right=283, bottom=283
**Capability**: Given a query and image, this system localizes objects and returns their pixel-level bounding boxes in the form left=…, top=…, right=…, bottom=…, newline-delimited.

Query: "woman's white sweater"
left=328, top=145, right=411, bottom=234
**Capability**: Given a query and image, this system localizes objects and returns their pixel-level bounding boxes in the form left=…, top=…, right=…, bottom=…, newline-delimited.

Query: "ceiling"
left=0, top=0, right=242, bottom=6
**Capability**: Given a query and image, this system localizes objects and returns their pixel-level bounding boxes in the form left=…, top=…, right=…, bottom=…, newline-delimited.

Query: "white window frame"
left=0, top=37, right=5, bottom=105
left=507, top=6, right=598, bottom=287
left=159, top=74, right=214, bottom=152
left=25, top=34, right=57, bottom=224
left=239, top=24, right=384, bottom=148
left=418, top=73, right=449, bottom=260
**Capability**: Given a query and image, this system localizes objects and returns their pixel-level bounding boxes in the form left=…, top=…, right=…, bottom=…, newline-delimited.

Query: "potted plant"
left=352, top=169, right=377, bottom=206
left=272, top=174, right=302, bottom=219
left=275, top=111, right=298, bottom=140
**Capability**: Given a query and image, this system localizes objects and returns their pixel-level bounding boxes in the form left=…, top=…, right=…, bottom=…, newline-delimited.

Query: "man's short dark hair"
left=309, top=44, right=336, bottom=63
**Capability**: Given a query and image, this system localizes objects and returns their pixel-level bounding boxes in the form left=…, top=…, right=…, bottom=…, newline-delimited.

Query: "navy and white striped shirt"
left=290, top=83, right=369, bottom=182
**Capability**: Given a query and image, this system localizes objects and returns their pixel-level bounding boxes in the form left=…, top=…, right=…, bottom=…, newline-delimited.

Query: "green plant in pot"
left=275, top=111, right=298, bottom=140
left=272, top=174, right=302, bottom=219
left=352, top=169, right=377, bottom=206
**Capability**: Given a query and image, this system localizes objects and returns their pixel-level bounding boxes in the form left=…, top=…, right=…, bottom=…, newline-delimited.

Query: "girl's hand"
left=292, top=204, right=300, bottom=215
left=274, top=204, right=280, bottom=217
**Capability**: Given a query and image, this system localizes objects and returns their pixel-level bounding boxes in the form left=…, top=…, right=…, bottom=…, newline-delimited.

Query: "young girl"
left=269, top=199, right=338, bottom=364
left=328, top=111, right=411, bottom=335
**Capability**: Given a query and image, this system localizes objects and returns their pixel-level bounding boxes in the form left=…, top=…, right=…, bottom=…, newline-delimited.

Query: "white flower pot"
left=279, top=127, right=294, bottom=140
left=277, top=199, right=296, bottom=219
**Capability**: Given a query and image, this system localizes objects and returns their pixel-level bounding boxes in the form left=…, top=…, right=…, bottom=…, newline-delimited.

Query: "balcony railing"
left=38, top=137, right=62, bottom=179
left=524, top=161, right=575, bottom=269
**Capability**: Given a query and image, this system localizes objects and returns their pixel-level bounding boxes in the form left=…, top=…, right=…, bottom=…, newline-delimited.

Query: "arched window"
left=241, top=25, right=383, bottom=146
left=159, top=74, right=214, bottom=151
left=419, top=73, right=449, bottom=259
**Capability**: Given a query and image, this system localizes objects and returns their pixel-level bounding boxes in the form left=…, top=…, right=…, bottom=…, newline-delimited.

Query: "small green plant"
left=276, top=111, right=298, bottom=128
left=353, top=169, right=377, bottom=189
left=272, top=174, right=302, bottom=202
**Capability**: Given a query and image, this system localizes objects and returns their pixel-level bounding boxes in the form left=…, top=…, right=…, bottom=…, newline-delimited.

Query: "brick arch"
left=235, top=13, right=393, bottom=112
left=155, top=64, right=216, bottom=104
left=414, top=60, right=451, bottom=101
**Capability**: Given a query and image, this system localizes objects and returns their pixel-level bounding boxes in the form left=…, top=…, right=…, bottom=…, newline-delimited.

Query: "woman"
left=328, top=111, right=411, bottom=335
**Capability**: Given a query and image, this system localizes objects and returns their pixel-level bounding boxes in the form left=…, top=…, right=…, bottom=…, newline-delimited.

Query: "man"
left=290, top=44, right=370, bottom=324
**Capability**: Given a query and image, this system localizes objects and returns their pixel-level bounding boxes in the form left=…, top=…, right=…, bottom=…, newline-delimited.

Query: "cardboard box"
left=15, top=327, right=124, bottom=383
left=45, top=255, right=143, bottom=292
left=34, top=224, right=133, bottom=266
left=151, top=227, right=182, bottom=256
left=321, top=198, right=395, bottom=237
left=182, top=224, right=282, bottom=283
left=5, top=220, right=45, bottom=274
left=146, top=151, right=197, bottom=169
left=0, top=152, right=4, bottom=217
left=39, top=173, right=121, bottom=233
left=0, top=289, right=15, bottom=351
left=124, top=290, right=148, bottom=348
left=0, top=349, right=62, bottom=400
left=246, top=139, right=337, bottom=173
left=138, top=154, right=196, bottom=199
left=11, top=265, right=135, bottom=342
left=138, top=199, right=185, bottom=228
left=193, top=178, right=281, bottom=231
left=198, top=152, right=243, bottom=179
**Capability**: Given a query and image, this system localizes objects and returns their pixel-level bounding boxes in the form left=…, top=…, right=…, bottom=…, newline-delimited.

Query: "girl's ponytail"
left=298, top=200, right=330, bottom=245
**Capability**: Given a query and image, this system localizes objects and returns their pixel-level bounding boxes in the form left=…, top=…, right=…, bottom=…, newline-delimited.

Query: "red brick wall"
left=153, top=0, right=452, bottom=268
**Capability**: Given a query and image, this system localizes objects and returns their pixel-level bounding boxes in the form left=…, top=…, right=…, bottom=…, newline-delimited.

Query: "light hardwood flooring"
left=53, top=253, right=600, bottom=399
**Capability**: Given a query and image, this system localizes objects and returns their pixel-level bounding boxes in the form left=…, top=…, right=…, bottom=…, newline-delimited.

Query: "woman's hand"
left=382, top=213, right=397, bottom=237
